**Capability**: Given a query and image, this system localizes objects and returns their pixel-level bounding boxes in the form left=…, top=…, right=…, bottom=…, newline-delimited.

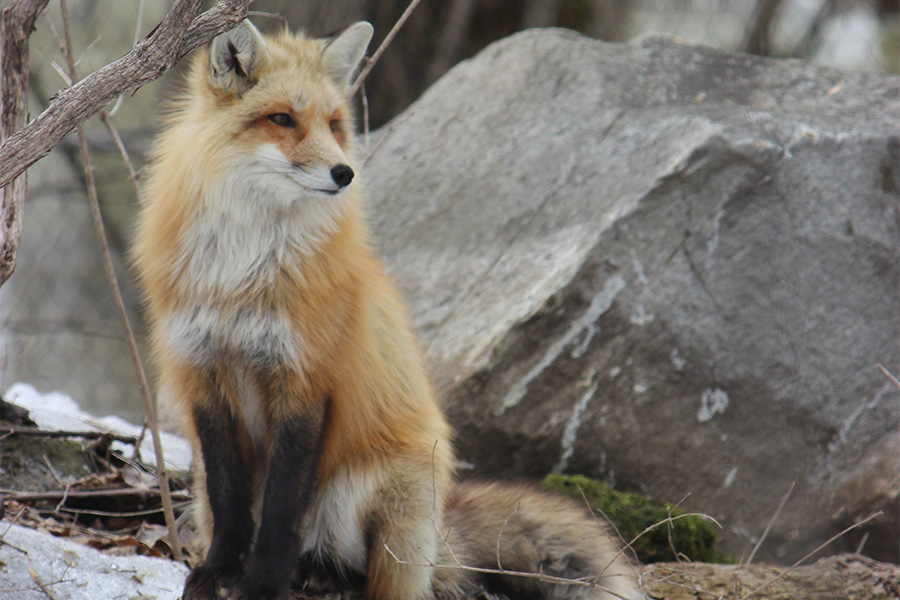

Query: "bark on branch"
left=0, top=0, right=248, bottom=287
left=0, top=0, right=49, bottom=287
left=0, top=0, right=250, bottom=190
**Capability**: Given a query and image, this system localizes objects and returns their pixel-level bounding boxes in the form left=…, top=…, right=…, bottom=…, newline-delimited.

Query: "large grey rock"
left=363, top=31, right=899, bottom=564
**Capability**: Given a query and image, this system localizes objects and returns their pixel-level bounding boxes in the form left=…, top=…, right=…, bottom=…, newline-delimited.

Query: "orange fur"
left=133, top=20, right=639, bottom=600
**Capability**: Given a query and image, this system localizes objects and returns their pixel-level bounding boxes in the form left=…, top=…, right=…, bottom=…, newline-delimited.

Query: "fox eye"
left=268, top=113, right=296, bottom=128
left=329, top=119, right=340, bottom=133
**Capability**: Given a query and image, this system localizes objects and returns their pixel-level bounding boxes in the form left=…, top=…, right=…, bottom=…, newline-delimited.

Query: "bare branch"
left=0, top=0, right=250, bottom=192
left=0, top=0, right=50, bottom=287
left=739, top=511, right=884, bottom=600
left=745, top=481, right=794, bottom=567
left=350, top=0, right=424, bottom=98
left=55, top=0, right=185, bottom=562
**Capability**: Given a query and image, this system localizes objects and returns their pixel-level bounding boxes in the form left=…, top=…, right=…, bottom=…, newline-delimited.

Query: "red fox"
left=133, top=19, right=641, bottom=600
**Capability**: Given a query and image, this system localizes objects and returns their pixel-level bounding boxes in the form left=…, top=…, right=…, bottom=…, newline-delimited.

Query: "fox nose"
left=331, top=164, right=354, bottom=188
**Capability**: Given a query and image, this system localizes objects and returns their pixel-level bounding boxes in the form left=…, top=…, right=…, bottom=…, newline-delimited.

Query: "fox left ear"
left=208, top=19, right=267, bottom=96
left=322, top=22, right=374, bottom=92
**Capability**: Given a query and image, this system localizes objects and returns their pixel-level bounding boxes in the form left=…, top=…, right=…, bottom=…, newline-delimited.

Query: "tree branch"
left=0, top=0, right=50, bottom=287
left=0, top=0, right=249, bottom=192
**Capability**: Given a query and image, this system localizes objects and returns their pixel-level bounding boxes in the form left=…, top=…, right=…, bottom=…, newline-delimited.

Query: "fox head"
left=178, top=20, right=373, bottom=203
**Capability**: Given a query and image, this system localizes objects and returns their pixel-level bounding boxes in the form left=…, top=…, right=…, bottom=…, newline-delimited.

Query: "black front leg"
left=233, top=398, right=330, bottom=600
left=183, top=400, right=254, bottom=600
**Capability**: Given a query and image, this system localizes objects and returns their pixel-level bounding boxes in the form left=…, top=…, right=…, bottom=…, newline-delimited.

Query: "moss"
left=0, top=435, right=93, bottom=493
left=542, top=473, right=728, bottom=564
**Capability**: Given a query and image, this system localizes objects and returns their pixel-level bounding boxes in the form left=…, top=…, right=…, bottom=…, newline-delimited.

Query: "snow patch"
left=5, top=383, right=192, bottom=472
left=670, top=348, right=686, bottom=370
left=0, top=521, right=188, bottom=600
left=724, top=466, right=738, bottom=488
left=697, top=387, right=730, bottom=422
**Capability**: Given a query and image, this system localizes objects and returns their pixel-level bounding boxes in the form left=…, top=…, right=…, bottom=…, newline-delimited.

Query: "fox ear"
left=322, top=22, right=373, bottom=91
left=208, top=20, right=266, bottom=96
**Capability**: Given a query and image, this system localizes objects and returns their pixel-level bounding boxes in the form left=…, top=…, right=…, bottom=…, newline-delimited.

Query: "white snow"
left=4, top=382, right=192, bottom=472
left=0, top=521, right=188, bottom=600
left=697, top=388, right=730, bottom=423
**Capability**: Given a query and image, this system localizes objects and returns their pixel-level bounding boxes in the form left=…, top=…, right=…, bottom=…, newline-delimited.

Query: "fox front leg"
left=231, top=399, right=330, bottom=600
left=183, top=400, right=254, bottom=600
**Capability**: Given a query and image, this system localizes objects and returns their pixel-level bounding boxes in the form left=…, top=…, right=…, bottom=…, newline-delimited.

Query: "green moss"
left=0, top=435, right=92, bottom=492
left=542, top=473, right=728, bottom=564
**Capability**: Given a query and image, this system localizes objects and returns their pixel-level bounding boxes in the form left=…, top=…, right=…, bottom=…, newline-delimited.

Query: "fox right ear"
left=208, top=20, right=266, bottom=96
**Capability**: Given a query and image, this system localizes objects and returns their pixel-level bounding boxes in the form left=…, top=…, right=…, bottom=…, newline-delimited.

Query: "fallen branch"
left=643, top=552, right=900, bottom=600
left=1, top=426, right=138, bottom=445
left=1, top=487, right=192, bottom=503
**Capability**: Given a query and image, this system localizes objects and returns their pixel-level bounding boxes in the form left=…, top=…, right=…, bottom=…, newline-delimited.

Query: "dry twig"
left=739, top=511, right=883, bottom=600
left=745, top=481, right=794, bottom=567
left=350, top=0, right=424, bottom=98
left=53, top=0, right=183, bottom=561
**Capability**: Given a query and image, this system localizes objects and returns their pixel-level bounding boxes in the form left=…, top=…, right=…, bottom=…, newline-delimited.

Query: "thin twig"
left=383, top=543, right=636, bottom=600
left=58, top=502, right=191, bottom=518
left=41, top=455, right=64, bottom=486
left=98, top=113, right=145, bottom=204
left=129, top=421, right=149, bottom=463
left=746, top=481, right=794, bottom=567
left=877, top=363, right=900, bottom=390
left=854, top=532, right=870, bottom=556
left=0, top=506, right=27, bottom=543
left=739, top=511, right=883, bottom=600
left=361, top=81, right=370, bottom=154
left=602, top=512, right=722, bottom=578
left=27, top=557, right=60, bottom=600
left=108, top=0, right=147, bottom=116
left=349, top=0, right=424, bottom=97
left=52, top=481, right=71, bottom=514
left=56, top=0, right=182, bottom=561
left=495, top=501, right=520, bottom=572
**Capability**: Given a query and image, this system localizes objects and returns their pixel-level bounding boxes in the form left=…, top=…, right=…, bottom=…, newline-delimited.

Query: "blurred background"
left=1, top=0, right=898, bottom=424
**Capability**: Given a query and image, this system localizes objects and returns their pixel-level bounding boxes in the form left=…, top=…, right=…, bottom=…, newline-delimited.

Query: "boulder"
left=363, top=30, right=899, bottom=563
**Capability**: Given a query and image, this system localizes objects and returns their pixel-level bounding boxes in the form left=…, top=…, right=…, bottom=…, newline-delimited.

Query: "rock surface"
left=363, top=30, right=899, bottom=563
left=4, top=389, right=899, bottom=599
left=0, top=521, right=188, bottom=600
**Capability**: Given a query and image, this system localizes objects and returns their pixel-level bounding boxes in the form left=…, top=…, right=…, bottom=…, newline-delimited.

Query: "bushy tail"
left=432, top=481, right=643, bottom=600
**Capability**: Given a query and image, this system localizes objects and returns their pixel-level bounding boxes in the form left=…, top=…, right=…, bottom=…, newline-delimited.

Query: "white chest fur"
left=164, top=305, right=303, bottom=369
left=165, top=152, right=353, bottom=368
left=179, top=148, right=353, bottom=297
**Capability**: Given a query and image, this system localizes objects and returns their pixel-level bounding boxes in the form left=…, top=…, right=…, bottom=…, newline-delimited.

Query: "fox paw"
left=229, top=581, right=289, bottom=600
left=182, top=565, right=237, bottom=600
